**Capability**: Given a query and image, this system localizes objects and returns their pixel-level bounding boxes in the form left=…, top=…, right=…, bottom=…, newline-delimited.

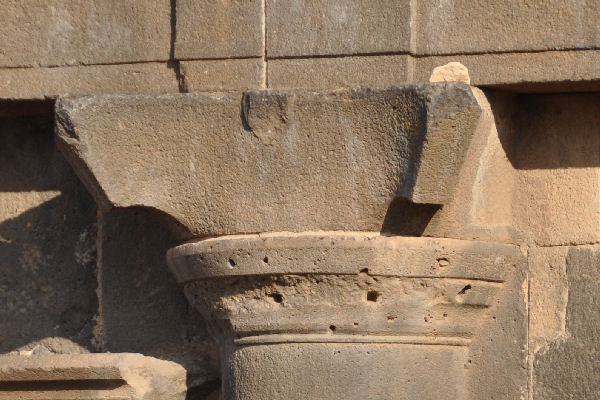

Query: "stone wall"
left=1, top=0, right=599, bottom=99
left=1, top=1, right=599, bottom=399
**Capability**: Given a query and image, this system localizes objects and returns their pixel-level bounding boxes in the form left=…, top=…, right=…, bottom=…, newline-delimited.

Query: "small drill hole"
left=263, top=256, right=269, bottom=263
left=228, top=258, right=236, bottom=267
left=359, top=268, right=369, bottom=274
left=269, top=293, right=283, bottom=303
left=329, top=325, right=336, bottom=332
left=367, top=291, right=380, bottom=302
left=458, top=284, right=472, bottom=295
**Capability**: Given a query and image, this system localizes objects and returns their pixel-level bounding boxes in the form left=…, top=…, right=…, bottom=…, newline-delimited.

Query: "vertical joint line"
left=169, top=0, right=187, bottom=92
left=262, top=0, right=268, bottom=88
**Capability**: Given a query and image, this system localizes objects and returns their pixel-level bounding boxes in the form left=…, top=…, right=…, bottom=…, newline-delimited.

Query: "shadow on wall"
left=0, top=101, right=98, bottom=353
left=496, top=92, right=600, bottom=170
left=0, top=100, right=220, bottom=397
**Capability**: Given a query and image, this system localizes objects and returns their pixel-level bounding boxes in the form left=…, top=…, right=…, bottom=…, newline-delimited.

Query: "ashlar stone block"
left=55, top=83, right=483, bottom=237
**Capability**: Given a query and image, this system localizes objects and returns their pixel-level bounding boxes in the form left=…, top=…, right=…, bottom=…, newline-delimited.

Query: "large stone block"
left=55, top=83, right=482, bottom=237
left=532, top=245, right=600, bottom=399
left=266, top=0, right=411, bottom=58
left=0, top=63, right=180, bottom=100
left=267, top=55, right=410, bottom=90
left=0, top=0, right=171, bottom=68
left=0, top=112, right=97, bottom=353
left=0, top=353, right=187, bottom=399
left=414, top=0, right=600, bottom=56
left=180, top=58, right=264, bottom=92
left=175, top=0, right=264, bottom=59
left=512, top=93, right=600, bottom=246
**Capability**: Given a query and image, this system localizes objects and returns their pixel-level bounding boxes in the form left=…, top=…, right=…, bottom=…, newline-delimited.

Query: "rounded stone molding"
left=167, top=232, right=521, bottom=399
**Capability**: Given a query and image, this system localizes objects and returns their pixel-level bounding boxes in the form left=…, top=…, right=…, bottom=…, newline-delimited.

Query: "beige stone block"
left=0, top=63, right=179, bottom=99
left=0, top=0, right=171, bottom=68
left=415, top=0, right=600, bottom=55
left=55, top=84, right=482, bottom=237
left=413, top=50, right=600, bottom=91
left=0, top=353, right=187, bottom=399
left=266, top=0, right=411, bottom=58
left=181, top=58, right=264, bottom=92
left=175, top=0, right=264, bottom=59
left=512, top=93, right=600, bottom=246
left=267, top=55, right=410, bottom=89
left=528, top=247, right=569, bottom=355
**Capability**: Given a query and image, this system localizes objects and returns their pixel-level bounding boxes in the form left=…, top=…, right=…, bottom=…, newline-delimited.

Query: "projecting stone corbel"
left=53, top=83, right=520, bottom=399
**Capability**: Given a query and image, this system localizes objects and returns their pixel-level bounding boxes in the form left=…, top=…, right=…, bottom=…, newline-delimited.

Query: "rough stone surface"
left=0, top=63, right=180, bottom=100
left=0, top=353, right=187, bottom=399
left=429, top=62, right=471, bottom=85
left=55, top=83, right=482, bottom=237
left=181, top=59, right=264, bottom=92
left=0, top=0, right=171, bottom=68
left=414, top=0, right=600, bottom=55
left=532, top=246, right=600, bottom=399
left=266, top=0, right=411, bottom=57
left=528, top=247, right=569, bottom=356
left=175, top=0, right=264, bottom=59
left=100, top=207, right=220, bottom=391
left=0, top=112, right=98, bottom=353
left=267, top=55, right=410, bottom=90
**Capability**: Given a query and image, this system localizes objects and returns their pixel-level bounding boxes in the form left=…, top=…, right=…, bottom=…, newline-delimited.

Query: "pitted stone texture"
left=175, top=0, right=263, bottom=59
left=169, top=233, right=526, bottom=400
left=55, top=84, right=482, bottom=237
left=0, top=0, right=171, bottom=68
left=414, top=0, right=600, bottom=56
left=266, top=0, right=411, bottom=57
left=0, top=353, right=187, bottom=399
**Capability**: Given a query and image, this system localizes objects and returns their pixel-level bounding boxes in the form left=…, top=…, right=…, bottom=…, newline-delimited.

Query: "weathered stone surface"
left=267, top=55, right=410, bottom=90
left=0, top=0, right=171, bottom=68
left=532, top=246, right=600, bottom=399
left=0, top=113, right=98, bottom=353
left=0, top=63, right=180, bottom=100
left=170, top=233, right=525, bottom=399
left=413, top=50, right=600, bottom=92
left=55, top=83, right=482, bottom=237
left=181, top=59, right=264, bottom=92
left=266, top=0, right=411, bottom=58
left=528, top=247, right=569, bottom=355
left=175, top=0, right=264, bottom=59
left=226, top=343, right=468, bottom=400
left=0, top=353, right=187, bottom=399
left=414, top=0, right=600, bottom=55
left=100, top=207, right=220, bottom=392
left=429, top=62, right=471, bottom=85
